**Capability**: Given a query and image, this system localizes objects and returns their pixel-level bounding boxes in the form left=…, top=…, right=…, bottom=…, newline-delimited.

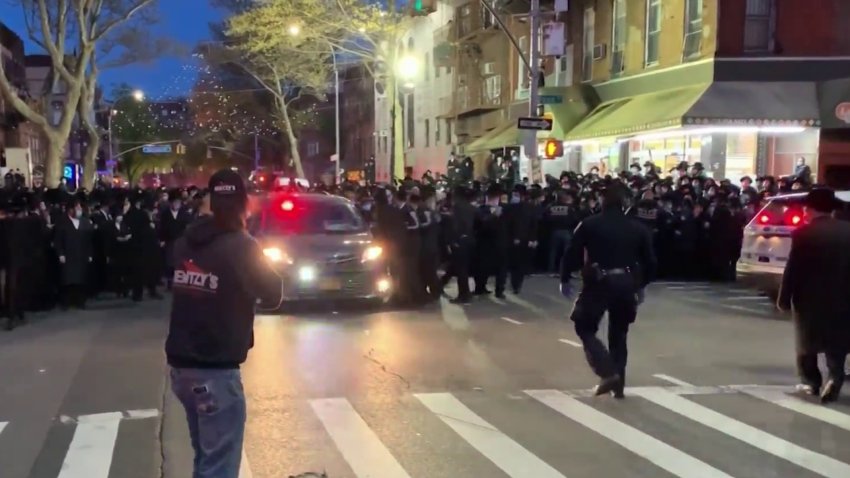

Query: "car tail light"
left=758, top=214, right=771, bottom=224
left=790, top=214, right=802, bottom=225
left=281, top=200, right=294, bottom=212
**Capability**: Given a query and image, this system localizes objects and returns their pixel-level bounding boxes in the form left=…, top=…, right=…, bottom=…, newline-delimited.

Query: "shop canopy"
left=565, top=81, right=821, bottom=142
left=564, top=84, right=710, bottom=141
left=465, top=121, right=522, bottom=153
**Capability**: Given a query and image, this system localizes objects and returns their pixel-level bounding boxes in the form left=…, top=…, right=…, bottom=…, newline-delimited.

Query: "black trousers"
left=508, top=243, right=530, bottom=292
left=419, top=250, right=440, bottom=300
left=571, top=278, right=638, bottom=387
left=443, top=240, right=472, bottom=299
left=797, top=351, right=847, bottom=389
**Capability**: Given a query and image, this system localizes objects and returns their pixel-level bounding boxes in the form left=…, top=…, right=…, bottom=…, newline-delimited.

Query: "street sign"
left=142, top=144, right=172, bottom=154
left=517, top=117, right=553, bottom=131
left=539, top=95, right=563, bottom=105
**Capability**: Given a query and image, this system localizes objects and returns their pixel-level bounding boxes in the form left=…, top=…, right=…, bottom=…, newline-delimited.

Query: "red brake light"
left=790, top=214, right=802, bottom=226
left=281, top=200, right=294, bottom=212
left=759, top=214, right=770, bottom=224
left=259, top=176, right=266, bottom=182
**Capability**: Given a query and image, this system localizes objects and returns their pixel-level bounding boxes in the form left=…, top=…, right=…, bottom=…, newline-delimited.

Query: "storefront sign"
left=835, top=102, right=850, bottom=124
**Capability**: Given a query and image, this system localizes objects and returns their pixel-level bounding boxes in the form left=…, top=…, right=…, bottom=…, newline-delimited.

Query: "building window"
left=425, top=53, right=431, bottom=82
left=307, top=142, right=320, bottom=156
left=645, top=0, right=661, bottom=66
left=517, top=36, right=529, bottom=96
left=582, top=7, right=595, bottom=82
left=446, top=120, right=452, bottom=145
left=611, top=0, right=626, bottom=75
left=684, top=0, right=703, bottom=59
left=382, top=136, right=388, bottom=153
left=425, top=119, right=430, bottom=147
left=484, top=75, right=502, bottom=103
left=744, top=0, right=774, bottom=52
left=435, top=118, right=441, bottom=143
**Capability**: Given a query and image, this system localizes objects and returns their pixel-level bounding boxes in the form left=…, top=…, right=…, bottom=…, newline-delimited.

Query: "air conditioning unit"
left=593, top=43, right=607, bottom=61
left=481, top=62, right=497, bottom=76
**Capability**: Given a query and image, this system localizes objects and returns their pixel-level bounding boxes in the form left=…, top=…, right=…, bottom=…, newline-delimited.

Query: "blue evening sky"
left=0, top=1, right=224, bottom=100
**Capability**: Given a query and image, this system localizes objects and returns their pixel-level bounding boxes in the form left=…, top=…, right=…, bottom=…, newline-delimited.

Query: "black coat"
left=53, top=215, right=94, bottom=286
left=779, top=215, right=850, bottom=354
left=159, top=208, right=192, bottom=268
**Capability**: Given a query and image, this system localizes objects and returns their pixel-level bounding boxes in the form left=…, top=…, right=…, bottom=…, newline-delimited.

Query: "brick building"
left=338, top=65, right=375, bottom=177
left=547, top=0, right=850, bottom=185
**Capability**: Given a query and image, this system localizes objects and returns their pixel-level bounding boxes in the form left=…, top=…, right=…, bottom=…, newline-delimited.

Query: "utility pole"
left=528, top=0, right=542, bottom=184
left=334, top=62, right=341, bottom=184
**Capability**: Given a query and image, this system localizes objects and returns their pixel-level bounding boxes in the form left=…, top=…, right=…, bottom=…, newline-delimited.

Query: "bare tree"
left=0, top=0, right=155, bottom=187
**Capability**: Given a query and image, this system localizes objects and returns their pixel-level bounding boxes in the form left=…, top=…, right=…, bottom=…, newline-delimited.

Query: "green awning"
left=465, top=121, right=521, bottom=152
left=565, top=83, right=711, bottom=141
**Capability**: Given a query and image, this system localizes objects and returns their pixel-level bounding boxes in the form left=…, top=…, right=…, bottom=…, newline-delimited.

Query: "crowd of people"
left=0, top=184, right=210, bottom=330
left=0, top=156, right=814, bottom=329
left=338, top=158, right=814, bottom=304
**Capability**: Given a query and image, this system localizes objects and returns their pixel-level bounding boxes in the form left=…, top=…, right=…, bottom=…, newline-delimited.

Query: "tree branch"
left=92, top=0, right=155, bottom=43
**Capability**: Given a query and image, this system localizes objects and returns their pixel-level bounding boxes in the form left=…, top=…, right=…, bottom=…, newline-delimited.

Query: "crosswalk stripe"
left=0, top=421, right=6, bottom=436
left=738, top=387, right=850, bottom=432
left=57, top=412, right=122, bottom=478
left=525, top=390, right=734, bottom=478
left=239, top=448, right=253, bottom=478
left=415, top=392, right=565, bottom=478
left=633, top=387, right=850, bottom=478
left=310, top=398, right=411, bottom=478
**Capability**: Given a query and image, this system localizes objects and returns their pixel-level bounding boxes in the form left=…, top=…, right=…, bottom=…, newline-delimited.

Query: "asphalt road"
left=2, top=277, right=849, bottom=478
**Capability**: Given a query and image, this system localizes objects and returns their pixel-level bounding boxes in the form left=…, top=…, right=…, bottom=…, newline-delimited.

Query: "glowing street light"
left=396, top=55, right=420, bottom=81
left=288, top=24, right=301, bottom=36
left=132, top=89, right=144, bottom=101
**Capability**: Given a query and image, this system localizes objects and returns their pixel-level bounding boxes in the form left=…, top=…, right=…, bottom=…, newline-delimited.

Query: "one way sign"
left=517, top=117, right=553, bottom=131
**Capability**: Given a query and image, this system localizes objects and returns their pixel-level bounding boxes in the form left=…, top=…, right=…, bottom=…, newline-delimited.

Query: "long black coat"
left=779, top=215, right=850, bottom=354
left=53, top=215, right=94, bottom=286
left=158, top=208, right=192, bottom=268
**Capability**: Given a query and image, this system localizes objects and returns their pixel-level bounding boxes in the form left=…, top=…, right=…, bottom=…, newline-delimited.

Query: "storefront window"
left=766, top=128, right=818, bottom=179
left=627, top=134, right=702, bottom=174
left=580, top=139, right=618, bottom=173
left=725, top=132, right=758, bottom=181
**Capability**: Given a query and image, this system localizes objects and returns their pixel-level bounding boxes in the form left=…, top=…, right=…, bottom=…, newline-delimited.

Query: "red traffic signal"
left=544, top=139, right=563, bottom=159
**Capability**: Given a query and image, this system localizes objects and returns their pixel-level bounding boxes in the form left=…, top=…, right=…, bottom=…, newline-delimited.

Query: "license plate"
left=758, top=256, right=770, bottom=263
left=319, top=278, right=341, bottom=291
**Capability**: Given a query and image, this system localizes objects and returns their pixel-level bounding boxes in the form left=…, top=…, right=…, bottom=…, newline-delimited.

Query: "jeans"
left=170, top=367, right=246, bottom=478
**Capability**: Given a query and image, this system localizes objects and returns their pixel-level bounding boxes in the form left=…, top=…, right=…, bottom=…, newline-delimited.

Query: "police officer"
left=166, top=169, right=282, bottom=476
left=561, top=184, right=656, bottom=398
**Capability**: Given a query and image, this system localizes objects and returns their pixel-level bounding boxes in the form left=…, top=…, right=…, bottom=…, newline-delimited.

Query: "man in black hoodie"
left=165, top=169, right=282, bottom=478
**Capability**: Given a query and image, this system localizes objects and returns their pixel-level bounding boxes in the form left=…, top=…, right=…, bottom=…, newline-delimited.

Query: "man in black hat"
left=125, top=190, right=163, bottom=301
left=505, top=184, right=538, bottom=294
left=472, top=183, right=509, bottom=297
left=166, top=169, right=282, bottom=476
left=159, top=190, right=192, bottom=289
left=53, top=198, right=94, bottom=309
left=778, top=187, right=850, bottom=403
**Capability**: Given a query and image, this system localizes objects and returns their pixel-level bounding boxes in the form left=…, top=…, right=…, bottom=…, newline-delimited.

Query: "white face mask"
left=74, top=208, right=83, bottom=218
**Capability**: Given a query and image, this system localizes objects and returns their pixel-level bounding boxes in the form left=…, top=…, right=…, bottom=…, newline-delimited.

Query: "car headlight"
left=263, top=247, right=292, bottom=264
left=362, top=245, right=383, bottom=262
left=298, top=265, right=317, bottom=282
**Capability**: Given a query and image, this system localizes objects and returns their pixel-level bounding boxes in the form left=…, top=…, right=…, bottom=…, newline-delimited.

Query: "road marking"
left=666, top=285, right=714, bottom=290
left=680, top=297, right=772, bottom=316
left=736, top=387, right=850, bottom=432
left=0, top=421, right=6, bottom=436
left=239, top=449, right=253, bottom=478
left=558, top=338, right=582, bottom=348
left=633, top=387, right=850, bottom=478
left=502, top=293, right=549, bottom=317
left=500, top=317, right=523, bottom=325
left=652, top=374, right=695, bottom=387
left=726, top=296, right=771, bottom=301
left=439, top=297, right=471, bottom=331
left=415, top=392, right=565, bottom=478
left=310, top=398, right=410, bottom=478
left=526, top=390, right=734, bottom=478
left=123, top=409, right=159, bottom=420
left=57, top=412, right=122, bottom=478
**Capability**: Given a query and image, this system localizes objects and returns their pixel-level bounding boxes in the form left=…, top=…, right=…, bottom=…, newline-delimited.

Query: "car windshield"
left=263, top=199, right=366, bottom=235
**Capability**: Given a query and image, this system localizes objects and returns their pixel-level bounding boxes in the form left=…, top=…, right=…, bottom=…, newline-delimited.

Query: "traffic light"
left=411, top=0, right=436, bottom=15
left=544, top=139, right=563, bottom=159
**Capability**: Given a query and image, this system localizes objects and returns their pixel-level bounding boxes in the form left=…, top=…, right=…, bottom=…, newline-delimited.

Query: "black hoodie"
left=165, top=217, right=282, bottom=369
